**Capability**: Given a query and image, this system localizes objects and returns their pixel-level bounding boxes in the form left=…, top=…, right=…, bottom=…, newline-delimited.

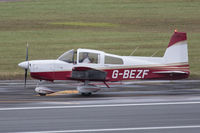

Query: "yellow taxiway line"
left=46, top=90, right=79, bottom=96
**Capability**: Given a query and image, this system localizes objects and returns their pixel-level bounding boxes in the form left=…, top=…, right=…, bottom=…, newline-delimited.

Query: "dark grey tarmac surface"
left=0, top=80, right=200, bottom=133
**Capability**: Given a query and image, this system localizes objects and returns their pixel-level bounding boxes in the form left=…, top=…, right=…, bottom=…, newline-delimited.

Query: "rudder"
left=163, top=31, right=188, bottom=64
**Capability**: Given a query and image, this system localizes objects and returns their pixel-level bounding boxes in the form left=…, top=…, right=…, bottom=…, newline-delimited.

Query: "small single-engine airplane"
left=18, top=30, right=189, bottom=96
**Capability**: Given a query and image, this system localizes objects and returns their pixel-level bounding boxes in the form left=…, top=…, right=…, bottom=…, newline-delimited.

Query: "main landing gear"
left=81, top=92, right=92, bottom=96
left=77, top=81, right=100, bottom=96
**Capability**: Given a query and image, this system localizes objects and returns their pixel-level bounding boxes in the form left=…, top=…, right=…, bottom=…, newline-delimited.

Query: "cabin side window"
left=104, top=55, right=123, bottom=64
left=79, top=52, right=100, bottom=64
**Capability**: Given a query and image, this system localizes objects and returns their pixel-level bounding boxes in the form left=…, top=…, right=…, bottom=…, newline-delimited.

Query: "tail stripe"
left=168, top=32, right=187, bottom=47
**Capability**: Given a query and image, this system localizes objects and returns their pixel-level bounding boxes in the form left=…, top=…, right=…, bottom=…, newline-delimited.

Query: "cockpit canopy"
left=58, top=49, right=124, bottom=65
left=58, top=49, right=75, bottom=63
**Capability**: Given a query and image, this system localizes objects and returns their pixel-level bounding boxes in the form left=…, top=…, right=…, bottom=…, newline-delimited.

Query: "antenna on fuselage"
left=151, top=50, right=160, bottom=57
left=129, top=46, right=139, bottom=56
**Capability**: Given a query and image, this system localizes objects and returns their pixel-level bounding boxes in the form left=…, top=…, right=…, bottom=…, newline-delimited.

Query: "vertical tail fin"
left=163, top=31, right=188, bottom=64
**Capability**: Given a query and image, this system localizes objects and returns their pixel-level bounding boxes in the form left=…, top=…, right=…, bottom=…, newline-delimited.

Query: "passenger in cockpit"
left=80, top=53, right=92, bottom=63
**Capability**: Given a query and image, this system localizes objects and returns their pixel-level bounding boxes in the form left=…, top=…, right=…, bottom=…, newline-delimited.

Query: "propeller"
left=24, top=43, right=29, bottom=87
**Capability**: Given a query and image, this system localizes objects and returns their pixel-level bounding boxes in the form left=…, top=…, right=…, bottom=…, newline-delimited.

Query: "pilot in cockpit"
left=80, top=52, right=92, bottom=63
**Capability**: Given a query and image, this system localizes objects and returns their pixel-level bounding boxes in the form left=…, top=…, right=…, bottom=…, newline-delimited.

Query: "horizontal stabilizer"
left=153, top=71, right=188, bottom=74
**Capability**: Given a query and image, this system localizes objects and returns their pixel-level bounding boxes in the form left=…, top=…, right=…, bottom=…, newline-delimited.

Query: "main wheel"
left=81, top=92, right=92, bottom=96
left=39, top=93, right=46, bottom=96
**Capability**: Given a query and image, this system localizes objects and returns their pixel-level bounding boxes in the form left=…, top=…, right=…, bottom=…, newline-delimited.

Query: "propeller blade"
left=24, top=43, right=29, bottom=87
left=26, top=43, right=29, bottom=61
left=24, top=69, right=27, bottom=87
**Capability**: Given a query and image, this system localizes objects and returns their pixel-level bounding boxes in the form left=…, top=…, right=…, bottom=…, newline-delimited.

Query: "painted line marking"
left=47, top=90, right=78, bottom=96
left=0, top=100, right=79, bottom=104
left=11, top=125, right=200, bottom=133
left=1, top=101, right=200, bottom=111
left=35, top=90, right=78, bottom=96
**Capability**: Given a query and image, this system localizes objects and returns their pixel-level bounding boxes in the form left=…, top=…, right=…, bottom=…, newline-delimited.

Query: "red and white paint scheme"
left=18, top=31, right=189, bottom=96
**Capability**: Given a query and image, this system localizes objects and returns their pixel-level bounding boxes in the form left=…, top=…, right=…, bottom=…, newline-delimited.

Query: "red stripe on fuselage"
left=30, top=64, right=189, bottom=81
left=31, top=71, right=72, bottom=81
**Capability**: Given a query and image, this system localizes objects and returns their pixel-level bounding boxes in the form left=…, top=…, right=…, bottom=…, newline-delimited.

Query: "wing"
left=70, top=67, right=107, bottom=81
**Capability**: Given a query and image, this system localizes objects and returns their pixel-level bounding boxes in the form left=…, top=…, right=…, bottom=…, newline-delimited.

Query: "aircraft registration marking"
left=112, top=69, right=149, bottom=79
left=118, top=73, right=123, bottom=75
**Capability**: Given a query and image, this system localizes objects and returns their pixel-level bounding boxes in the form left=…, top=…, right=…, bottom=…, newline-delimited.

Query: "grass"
left=0, top=0, right=199, bottom=79
left=49, top=22, right=119, bottom=27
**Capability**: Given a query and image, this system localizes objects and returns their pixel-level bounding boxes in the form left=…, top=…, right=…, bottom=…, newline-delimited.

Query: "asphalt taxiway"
left=0, top=80, right=200, bottom=133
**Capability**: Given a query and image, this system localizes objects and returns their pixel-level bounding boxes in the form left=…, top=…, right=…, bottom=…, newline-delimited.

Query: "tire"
left=39, top=93, right=46, bottom=96
left=81, top=92, right=92, bottom=96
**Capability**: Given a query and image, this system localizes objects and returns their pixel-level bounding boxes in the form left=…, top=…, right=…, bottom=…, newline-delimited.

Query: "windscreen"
left=58, top=49, right=74, bottom=63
